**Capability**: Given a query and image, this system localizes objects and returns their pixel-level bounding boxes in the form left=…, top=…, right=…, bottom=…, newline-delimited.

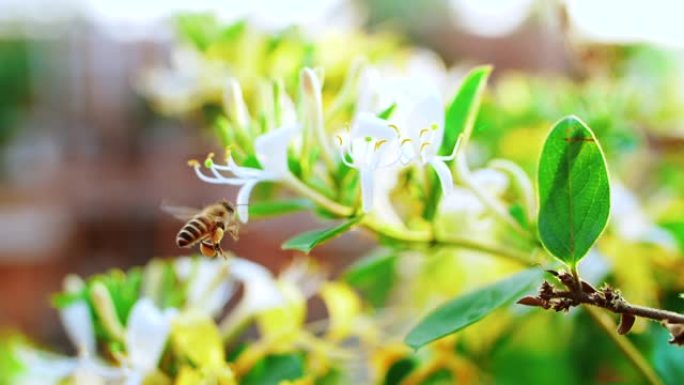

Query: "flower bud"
left=223, top=79, right=250, bottom=129
left=90, top=282, right=125, bottom=342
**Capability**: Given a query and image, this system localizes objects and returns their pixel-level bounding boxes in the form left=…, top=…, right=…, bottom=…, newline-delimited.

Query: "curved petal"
left=229, top=258, right=284, bottom=314
left=183, top=259, right=236, bottom=317
left=59, top=301, right=96, bottom=355
left=126, top=299, right=177, bottom=373
left=351, top=113, right=395, bottom=140
left=192, top=166, right=244, bottom=186
left=429, top=159, right=455, bottom=196
left=236, top=179, right=260, bottom=223
left=254, top=124, right=300, bottom=177
left=225, top=155, right=265, bottom=179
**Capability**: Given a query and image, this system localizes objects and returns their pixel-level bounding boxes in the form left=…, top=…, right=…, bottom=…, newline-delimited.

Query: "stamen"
left=374, top=139, right=388, bottom=151
left=400, top=138, right=413, bottom=146
left=335, top=135, right=344, bottom=146
left=419, top=128, right=430, bottom=138
left=204, top=152, right=215, bottom=168
left=365, top=136, right=373, bottom=143
left=420, top=142, right=432, bottom=153
left=388, top=124, right=400, bottom=135
left=187, top=159, right=200, bottom=168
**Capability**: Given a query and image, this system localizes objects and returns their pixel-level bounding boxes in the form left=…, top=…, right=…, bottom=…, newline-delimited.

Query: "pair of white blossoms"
left=193, top=69, right=461, bottom=223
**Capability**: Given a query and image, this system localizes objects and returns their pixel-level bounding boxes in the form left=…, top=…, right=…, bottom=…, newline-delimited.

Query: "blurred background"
left=2, top=0, right=684, bottom=354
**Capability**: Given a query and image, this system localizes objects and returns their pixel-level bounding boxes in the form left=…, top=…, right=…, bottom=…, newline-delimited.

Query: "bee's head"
left=221, top=200, right=235, bottom=214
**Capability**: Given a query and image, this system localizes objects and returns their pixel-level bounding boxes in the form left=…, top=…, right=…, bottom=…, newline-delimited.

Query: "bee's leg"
left=211, top=227, right=224, bottom=244
left=200, top=241, right=217, bottom=258
left=216, top=243, right=226, bottom=259
left=227, top=222, right=240, bottom=241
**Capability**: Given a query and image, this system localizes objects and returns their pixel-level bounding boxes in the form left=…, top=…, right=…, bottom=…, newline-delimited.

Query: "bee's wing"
left=161, top=202, right=200, bottom=221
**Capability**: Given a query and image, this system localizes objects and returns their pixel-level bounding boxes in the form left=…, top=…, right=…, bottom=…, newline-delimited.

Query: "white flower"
left=18, top=300, right=124, bottom=385
left=336, top=112, right=402, bottom=212
left=356, top=70, right=463, bottom=200
left=174, top=257, right=235, bottom=317
left=123, top=299, right=177, bottom=385
left=611, top=182, right=676, bottom=249
left=218, top=258, right=285, bottom=336
left=228, top=258, right=284, bottom=314
left=191, top=124, right=300, bottom=222
left=385, top=75, right=463, bottom=196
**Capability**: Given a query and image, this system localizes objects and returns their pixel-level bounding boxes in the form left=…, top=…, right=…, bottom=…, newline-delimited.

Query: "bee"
left=163, top=201, right=239, bottom=258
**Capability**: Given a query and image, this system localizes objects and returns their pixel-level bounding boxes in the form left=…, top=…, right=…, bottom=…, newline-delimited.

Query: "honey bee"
left=163, top=201, right=239, bottom=258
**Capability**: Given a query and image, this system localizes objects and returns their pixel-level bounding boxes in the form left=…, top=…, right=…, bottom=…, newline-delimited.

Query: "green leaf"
left=537, top=116, right=610, bottom=266
left=651, top=327, right=684, bottom=385
left=248, top=199, right=314, bottom=219
left=384, top=357, right=416, bottom=385
left=404, top=268, right=543, bottom=350
left=660, top=221, right=684, bottom=252
left=378, top=103, right=397, bottom=120
left=282, top=217, right=362, bottom=254
left=344, top=253, right=397, bottom=308
left=241, top=354, right=304, bottom=385
left=439, top=65, right=492, bottom=156
left=509, top=203, right=529, bottom=230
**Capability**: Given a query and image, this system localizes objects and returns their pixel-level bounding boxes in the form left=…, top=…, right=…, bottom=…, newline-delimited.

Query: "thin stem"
left=455, top=153, right=532, bottom=240
left=584, top=307, right=663, bottom=385
left=283, top=173, right=354, bottom=217
left=283, top=173, right=535, bottom=265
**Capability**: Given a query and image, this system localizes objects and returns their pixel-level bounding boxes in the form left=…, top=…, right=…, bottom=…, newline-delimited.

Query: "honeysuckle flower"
left=20, top=299, right=123, bottom=385
left=438, top=168, right=509, bottom=242
left=219, top=258, right=285, bottom=337
left=372, top=73, right=463, bottom=196
left=190, top=124, right=301, bottom=222
left=610, top=182, right=676, bottom=249
left=336, top=112, right=402, bottom=212
left=123, top=298, right=177, bottom=385
left=138, top=49, right=229, bottom=116
left=174, top=257, right=235, bottom=317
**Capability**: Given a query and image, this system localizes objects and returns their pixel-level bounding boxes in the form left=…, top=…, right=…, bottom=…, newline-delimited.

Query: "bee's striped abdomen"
left=176, top=215, right=211, bottom=247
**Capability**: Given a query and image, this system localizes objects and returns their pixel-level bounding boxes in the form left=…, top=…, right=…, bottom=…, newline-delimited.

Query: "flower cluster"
left=11, top=256, right=387, bottom=385
left=189, top=64, right=465, bottom=223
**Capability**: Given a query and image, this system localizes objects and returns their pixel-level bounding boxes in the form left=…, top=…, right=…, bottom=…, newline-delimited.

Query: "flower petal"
left=228, top=258, right=284, bottom=314
left=126, top=299, right=177, bottom=373
left=429, top=158, right=455, bottom=196
left=351, top=112, right=395, bottom=140
left=59, top=301, right=96, bottom=355
left=192, top=166, right=244, bottom=185
left=254, top=124, right=300, bottom=177
left=236, top=179, right=260, bottom=223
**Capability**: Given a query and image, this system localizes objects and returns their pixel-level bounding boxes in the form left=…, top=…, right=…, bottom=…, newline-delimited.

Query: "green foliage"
left=91, top=269, right=143, bottom=324
left=241, top=354, right=304, bottom=385
left=440, top=65, right=491, bottom=156
left=537, top=116, right=610, bottom=266
left=650, top=328, right=684, bottom=385
left=248, top=199, right=314, bottom=218
left=282, top=217, right=362, bottom=253
left=0, top=335, right=23, bottom=385
left=384, top=357, right=416, bottom=385
left=378, top=103, right=397, bottom=119
left=344, top=253, right=398, bottom=308
left=404, top=268, right=543, bottom=350
left=660, top=221, right=684, bottom=253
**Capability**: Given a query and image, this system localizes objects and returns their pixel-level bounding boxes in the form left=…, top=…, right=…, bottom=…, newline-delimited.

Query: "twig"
left=518, top=270, right=684, bottom=345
